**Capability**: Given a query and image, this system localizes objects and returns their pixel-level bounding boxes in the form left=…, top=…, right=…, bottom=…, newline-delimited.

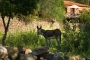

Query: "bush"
left=80, top=10, right=90, bottom=24
left=0, top=32, right=3, bottom=44
left=38, top=0, right=64, bottom=22
left=62, top=23, right=90, bottom=57
left=6, top=31, right=46, bottom=50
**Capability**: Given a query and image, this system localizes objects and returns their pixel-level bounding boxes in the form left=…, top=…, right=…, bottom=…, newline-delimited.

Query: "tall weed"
left=62, top=23, right=90, bottom=57
left=6, top=31, right=45, bottom=50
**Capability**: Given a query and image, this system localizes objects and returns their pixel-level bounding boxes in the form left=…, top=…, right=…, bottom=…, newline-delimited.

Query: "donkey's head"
left=37, top=26, right=42, bottom=37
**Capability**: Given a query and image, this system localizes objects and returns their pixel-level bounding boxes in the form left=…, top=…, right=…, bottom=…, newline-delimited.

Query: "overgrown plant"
left=38, top=0, right=65, bottom=22
left=80, top=10, right=90, bottom=24
left=6, top=31, right=46, bottom=50
left=62, top=23, right=90, bottom=57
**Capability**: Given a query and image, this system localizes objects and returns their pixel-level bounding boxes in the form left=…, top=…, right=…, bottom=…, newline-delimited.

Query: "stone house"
left=64, top=0, right=90, bottom=18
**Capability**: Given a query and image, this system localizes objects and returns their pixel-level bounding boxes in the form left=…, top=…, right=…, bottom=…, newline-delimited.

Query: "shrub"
left=6, top=31, right=46, bottom=50
left=62, top=23, right=90, bottom=57
left=80, top=10, right=90, bottom=24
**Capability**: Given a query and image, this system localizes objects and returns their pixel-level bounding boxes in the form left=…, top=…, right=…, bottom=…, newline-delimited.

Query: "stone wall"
left=0, top=17, right=64, bottom=33
left=0, top=17, right=85, bottom=33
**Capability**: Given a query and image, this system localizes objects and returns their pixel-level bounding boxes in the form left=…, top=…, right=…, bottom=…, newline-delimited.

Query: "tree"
left=80, top=10, right=90, bottom=24
left=0, top=0, right=39, bottom=46
left=38, top=0, right=65, bottom=22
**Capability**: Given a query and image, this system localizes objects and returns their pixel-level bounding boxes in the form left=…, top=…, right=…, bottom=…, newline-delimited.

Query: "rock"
left=18, top=46, right=32, bottom=54
left=25, top=48, right=32, bottom=54
left=64, top=55, right=69, bottom=60
left=24, top=54, right=37, bottom=60
left=68, top=55, right=85, bottom=60
left=44, top=53, right=54, bottom=60
left=2, top=57, right=10, bottom=60
left=6, top=46, right=32, bottom=60
left=0, top=46, right=8, bottom=59
left=44, top=52, right=64, bottom=60
left=6, top=46, right=19, bottom=60
left=53, top=52, right=64, bottom=60
left=32, top=46, right=49, bottom=60
left=16, top=53, right=25, bottom=60
left=86, top=58, right=90, bottom=60
left=64, top=55, right=86, bottom=60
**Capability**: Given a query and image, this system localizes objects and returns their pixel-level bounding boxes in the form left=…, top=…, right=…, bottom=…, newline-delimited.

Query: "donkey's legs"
left=45, top=38, right=49, bottom=47
left=56, top=36, right=61, bottom=49
left=45, top=38, right=52, bottom=47
left=48, top=39, right=52, bottom=47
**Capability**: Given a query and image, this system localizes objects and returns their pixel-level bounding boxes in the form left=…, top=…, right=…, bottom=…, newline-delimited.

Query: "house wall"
left=64, top=1, right=90, bottom=15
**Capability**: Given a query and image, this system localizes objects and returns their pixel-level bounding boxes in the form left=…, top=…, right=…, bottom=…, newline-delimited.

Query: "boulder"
left=44, top=52, right=64, bottom=60
left=32, top=46, right=49, bottom=60
left=18, top=46, right=32, bottom=54
left=44, top=53, right=54, bottom=60
left=86, top=58, right=90, bottom=60
left=6, top=46, right=32, bottom=60
left=64, top=55, right=69, bottom=60
left=64, top=55, right=85, bottom=60
left=7, top=46, right=19, bottom=60
left=53, top=52, right=64, bottom=60
left=69, top=55, right=85, bottom=60
left=24, top=54, right=37, bottom=60
left=0, top=46, right=8, bottom=59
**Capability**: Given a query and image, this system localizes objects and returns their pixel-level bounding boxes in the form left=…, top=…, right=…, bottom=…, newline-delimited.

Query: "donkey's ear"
left=37, top=26, right=39, bottom=28
left=40, top=26, right=42, bottom=28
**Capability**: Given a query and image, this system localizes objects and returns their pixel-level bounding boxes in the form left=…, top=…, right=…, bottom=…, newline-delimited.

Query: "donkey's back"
left=53, top=29, right=61, bottom=35
left=43, top=29, right=61, bottom=38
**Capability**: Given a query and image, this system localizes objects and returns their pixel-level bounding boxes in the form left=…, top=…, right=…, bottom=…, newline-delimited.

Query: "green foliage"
left=38, top=0, right=65, bottom=22
left=62, top=23, right=90, bottom=57
left=0, top=0, right=15, bottom=17
left=6, top=31, right=45, bottom=50
left=14, top=0, right=39, bottom=16
left=62, top=23, right=78, bottom=52
left=0, top=32, right=3, bottom=43
left=80, top=10, right=90, bottom=24
left=0, top=0, right=39, bottom=18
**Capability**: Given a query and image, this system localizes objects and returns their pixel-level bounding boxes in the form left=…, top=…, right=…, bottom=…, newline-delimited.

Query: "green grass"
left=0, top=32, right=4, bottom=44
left=6, top=31, right=45, bottom=50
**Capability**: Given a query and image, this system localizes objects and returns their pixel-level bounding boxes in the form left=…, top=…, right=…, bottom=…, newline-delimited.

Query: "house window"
left=65, top=8, right=67, bottom=13
left=70, top=8, right=75, bottom=14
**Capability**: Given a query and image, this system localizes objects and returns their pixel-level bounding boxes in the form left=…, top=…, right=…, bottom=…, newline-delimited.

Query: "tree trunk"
left=2, top=29, right=8, bottom=46
left=2, top=16, right=11, bottom=46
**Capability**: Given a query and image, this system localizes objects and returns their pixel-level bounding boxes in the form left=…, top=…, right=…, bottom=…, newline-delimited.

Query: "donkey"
left=37, top=26, right=61, bottom=48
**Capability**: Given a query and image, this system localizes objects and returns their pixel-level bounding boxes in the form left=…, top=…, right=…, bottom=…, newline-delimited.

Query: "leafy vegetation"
left=80, top=10, right=90, bottom=24
left=62, top=23, right=90, bottom=57
left=0, top=0, right=39, bottom=45
left=5, top=31, right=45, bottom=50
left=38, top=0, right=65, bottom=22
